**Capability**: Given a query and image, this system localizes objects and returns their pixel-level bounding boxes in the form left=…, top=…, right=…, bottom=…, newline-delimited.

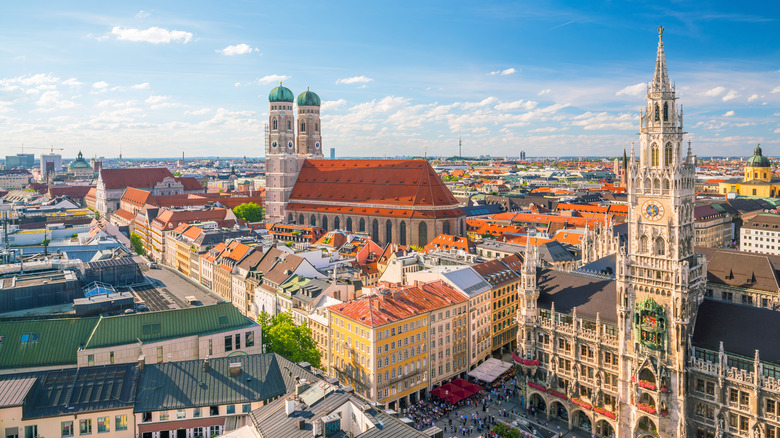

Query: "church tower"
left=615, top=27, right=706, bottom=437
left=266, top=83, right=298, bottom=224
left=296, top=88, right=324, bottom=158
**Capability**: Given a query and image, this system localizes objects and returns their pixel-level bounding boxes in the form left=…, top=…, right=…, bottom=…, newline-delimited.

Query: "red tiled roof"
left=288, top=159, right=462, bottom=211
left=175, top=176, right=204, bottom=191
left=151, top=208, right=234, bottom=230
left=85, top=187, right=97, bottom=201
left=113, top=208, right=135, bottom=221
left=100, top=167, right=173, bottom=190
left=182, top=226, right=203, bottom=241
left=329, top=281, right=468, bottom=327
left=121, top=187, right=155, bottom=208
left=48, top=185, right=95, bottom=198
left=424, top=234, right=476, bottom=253
left=285, top=203, right=462, bottom=219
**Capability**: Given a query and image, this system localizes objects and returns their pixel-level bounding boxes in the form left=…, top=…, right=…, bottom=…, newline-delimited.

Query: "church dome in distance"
left=297, top=88, right=321, bottom=107
left=269, top=83, right=294, bottom=103
left=746, top=144, right=771, bottom=168
left=69, top=151, right=91, bottom=169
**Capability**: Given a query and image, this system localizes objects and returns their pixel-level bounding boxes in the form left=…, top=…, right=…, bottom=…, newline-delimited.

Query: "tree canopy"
left=233, top=202, right=264, bottom=222
left=258, top=311, right=321, bottom=368
left=130, top=233, right=145, bottom=255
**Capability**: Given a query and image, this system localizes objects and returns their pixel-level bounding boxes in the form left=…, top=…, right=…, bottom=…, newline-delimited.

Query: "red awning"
left=138, top=417, right=226, bottom=434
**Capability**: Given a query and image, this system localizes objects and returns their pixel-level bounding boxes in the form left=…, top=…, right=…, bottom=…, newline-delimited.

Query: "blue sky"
left=1, top=1, right=778, bottom=159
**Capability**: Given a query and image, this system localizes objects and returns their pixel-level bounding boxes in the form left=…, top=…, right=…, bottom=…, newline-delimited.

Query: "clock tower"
left=615, top=27, right=707, bottom=438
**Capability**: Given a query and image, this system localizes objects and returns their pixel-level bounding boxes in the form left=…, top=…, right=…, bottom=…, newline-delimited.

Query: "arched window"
left=298, top=214, right=304, bottom=225
left=655, top=237, right=665, bottom=256
left=287, top=213, right=293, bottom=223
left=272, top=119, right=277, bottom=130
left=334, top=217, right=340, bottom=230
left=663, top=102, right=668, bottom=121
left=301, top=122, right=305, bottom=132
left=359, top=218, right=366, bottom=232
left=400, top=221, right=407, bottom=246
left=346, top=217, right=353, bottom=231
left=640, top=235, right=648, bottom=253
left=664, top=143, right=673, bottom=166
left=372, top=219, right=379, bottom=243
left=418, top=222, right=428, bottom=246
left=442, top=221, right=450, bottom=235
left=386, top=220, right=393, bottom=244
left=322, top=216, right=328, bottom=231
left=651, top=144, right=659, bottom=167
left=287, top=120, right=291, bottom=130
left=310, top=215, right=316, bottom=226
left=655, top=103, right=660, bottom=122
left=663, top=179, right=670, bottom=193
left=315, top=123, right=318, bottom=132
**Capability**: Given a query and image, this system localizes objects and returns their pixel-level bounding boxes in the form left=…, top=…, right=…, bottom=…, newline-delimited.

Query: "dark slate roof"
left=134, top=353, right=318, bottom=412
left=538, top=241, right=576, bottom=263
left=536, top=269, right=617, bottom=322
left=693, top=299, right=780, bottom=364
left=699, top=248, right=780, bottom=293
left=0, top=364, right=138, bottom=419
left=251, top=388, right=427, bottom=438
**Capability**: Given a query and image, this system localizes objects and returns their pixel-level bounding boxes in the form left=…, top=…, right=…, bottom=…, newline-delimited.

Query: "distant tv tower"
left=458, top=134, right=462, bottom=158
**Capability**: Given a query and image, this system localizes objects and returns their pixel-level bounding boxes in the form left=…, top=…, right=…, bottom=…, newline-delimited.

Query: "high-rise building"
left=4, top=154, right=34, bottom=169
left=40, top=153, right=62, bottom=178
left=520, top=150, right=526, bottom=161
left=330, top=147, right=335, bottom=159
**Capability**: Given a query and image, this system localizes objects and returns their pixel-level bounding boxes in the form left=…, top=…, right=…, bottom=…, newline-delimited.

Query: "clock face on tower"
left=641, top=200, right=665, bottom=221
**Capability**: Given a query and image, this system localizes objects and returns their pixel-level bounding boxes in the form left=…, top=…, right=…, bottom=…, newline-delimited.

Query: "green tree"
left=492, top=424, right=520, bottom=438
left=233, top=202, right=264, bottom=222
left=130, top=233, right=145, bottom=255
left=258, top=311, right=322, bottom=368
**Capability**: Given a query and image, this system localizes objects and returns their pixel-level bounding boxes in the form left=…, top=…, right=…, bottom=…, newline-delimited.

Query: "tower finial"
left=653, top=26, right=670, bottom=90
left=658, top=25, right=664, bottom=37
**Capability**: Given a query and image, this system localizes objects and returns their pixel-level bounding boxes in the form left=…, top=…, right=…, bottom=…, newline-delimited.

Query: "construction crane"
left=13, top=145, right=65, bottom=154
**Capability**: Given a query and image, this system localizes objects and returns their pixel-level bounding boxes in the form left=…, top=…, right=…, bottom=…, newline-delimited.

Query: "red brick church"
left=264, top=84, right=464, bottom=247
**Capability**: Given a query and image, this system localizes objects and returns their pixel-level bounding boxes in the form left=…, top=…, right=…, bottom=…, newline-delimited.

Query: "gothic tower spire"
left=653, top=26, right=670, bottom=91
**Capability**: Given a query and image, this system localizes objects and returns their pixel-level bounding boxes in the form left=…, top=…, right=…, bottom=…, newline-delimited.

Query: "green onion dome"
left=269, top=83, right=294, bottom=103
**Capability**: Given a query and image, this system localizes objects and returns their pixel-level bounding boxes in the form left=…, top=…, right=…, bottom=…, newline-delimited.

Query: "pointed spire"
left=653, top=25, right=670, bottom=90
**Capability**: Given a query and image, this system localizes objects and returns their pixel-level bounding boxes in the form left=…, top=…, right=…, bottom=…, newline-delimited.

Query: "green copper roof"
left=69, top=151, right=91, bottom=169
left=269, top=84, right=294, bottom=103
left=0, top=317, right=97, bottom=370
left=297, top=89, right=321, bottom=107
left=747, top=144, right=771, bottom=167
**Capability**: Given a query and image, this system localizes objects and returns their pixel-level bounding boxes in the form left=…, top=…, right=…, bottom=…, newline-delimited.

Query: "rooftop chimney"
left=137, top=355, right=145, bottom=371
left=229, top=362, right=242, bottom=377
left=285, top=399, right=296, bottom=417
left=203, top=357, right=210, bottom=372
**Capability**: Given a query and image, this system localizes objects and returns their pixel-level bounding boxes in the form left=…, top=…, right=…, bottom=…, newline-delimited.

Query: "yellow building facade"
left=718, top=145, right=779, bottom=197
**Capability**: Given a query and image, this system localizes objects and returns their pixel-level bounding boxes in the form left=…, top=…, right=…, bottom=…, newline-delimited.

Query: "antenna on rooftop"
left=458, top=134, right=462, bottom=158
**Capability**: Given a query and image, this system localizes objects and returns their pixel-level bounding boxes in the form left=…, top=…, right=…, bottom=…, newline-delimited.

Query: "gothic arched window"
left=301, top=122, right=305, bottom=132
left=322, top=216, right=328, bottom=231
left=272, top=119, right=277, bottom=130
left=359, top=218, right=366, bottom=232
left=287, top=213, right=293, bottom=223
left=442, top=221, right=450, bottom=235
left=640, top=235, right=648, bottom=253
left=287, top=120, right=291, bottom=130
left=663, top=103, right=669, bottom=121
left=346, top=217, right=353, bottom=231
left=299, top=214, right=304, bottom=225
left=315, top=123, right=318, bottom=132
left=655, top=237, right=665, bottom=256
left=334, top=217, right=340, bottom=230
left=651, top=144, right=659, bottom=167
left=418, top=222, right=428, bottom=246
left=372, top=219, right=379, bottom=243
left=386, top=220, right=393, bottom=244
left=655, top=104, right=660, bottom=122
left=310, top=215, right=316, bottom=226
left=400, top=221, right=407, bottom=246
left=664, top=143, right=673, bottom=167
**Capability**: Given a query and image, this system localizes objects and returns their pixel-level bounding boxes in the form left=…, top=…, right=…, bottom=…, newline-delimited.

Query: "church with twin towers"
left=263, top=84, right=466, bottom=246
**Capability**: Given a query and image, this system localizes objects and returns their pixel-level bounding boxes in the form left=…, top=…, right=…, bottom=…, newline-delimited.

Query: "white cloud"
left=771, top=85, right=780, bottom=94
left=145, top=95, right=167, bottom=105
left=109, top=26, right=193, bottom=44
left=489, top=68, right=516, bottom=76
left=219, top=43, right=257, bottom=56
left=494, top=99, right=537, bottom=111
left=461, top=97, right=499, bottom=110
left=748, top=94, right=759, bottom=102
left=36, top=91, right=76, bottom=110
left=723, top=110, right=735, bottom=117
left=234, top=82, right=241, bottom=87
left=722, top=90, right=739, bottom=102
left=616, top=83, right=645, bottom=97
left=530, top=126, right=569, bottom=133
left=92, top=81, right=109, bottom=89
left=257, top=75, right=290, bottom=85
left=62, top=78, right=83, bottom=87
left=131, top=82, right=150, bottom=90
left=322, top=99, right=347, bottom=111
left=185, top=108, right=210, bottom=116
left=537, top=88, right=551, bottom=96
left=703, top=86, right=726, bottom=97
left=136, top=10, right=150, bottom=18
left=336, top=76, right=373, bottom=85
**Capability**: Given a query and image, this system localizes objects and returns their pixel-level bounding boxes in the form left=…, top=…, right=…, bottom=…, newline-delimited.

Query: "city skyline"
left=1, top=1, right=778, bottom=159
